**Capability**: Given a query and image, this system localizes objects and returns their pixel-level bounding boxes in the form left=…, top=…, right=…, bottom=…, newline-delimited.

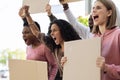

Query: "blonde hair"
left=92, top=0, right=117, bottom=34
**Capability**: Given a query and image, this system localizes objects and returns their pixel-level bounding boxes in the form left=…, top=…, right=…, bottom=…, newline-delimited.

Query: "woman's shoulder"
left=113, top=27, right=120, bottom=33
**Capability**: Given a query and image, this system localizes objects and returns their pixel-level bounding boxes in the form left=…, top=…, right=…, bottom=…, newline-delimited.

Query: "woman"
left=60, top=0, right=120, bottom=39
left=19, top=5, right=81, bottom=80
left=92, top=0, right=120, bottom=80
left=61, top=0, right=120, bottom=80
left=19, top=6, right=57, bottom=80
left=48, top=19, right=81, bottom=80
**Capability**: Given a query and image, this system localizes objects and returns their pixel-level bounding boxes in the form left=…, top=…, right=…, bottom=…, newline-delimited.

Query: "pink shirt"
left=64, top=9, right=120, bottom=80
left=26, top=44, right=57, bottom=80
left=94, top=27, right=120, bottom=80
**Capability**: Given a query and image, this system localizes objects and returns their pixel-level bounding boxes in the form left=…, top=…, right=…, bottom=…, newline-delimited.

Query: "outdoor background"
left=0, top=0, right=120, bottom=80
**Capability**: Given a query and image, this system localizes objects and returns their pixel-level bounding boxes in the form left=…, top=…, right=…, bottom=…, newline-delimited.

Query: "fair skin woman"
left=92, top=0, right=111, bottom=72
left=50, top=24, right=64, bottom=52
left=61, top=0, right=120, bottom=80
left=92, top=1, right=120, bottom=80
left=92, top=1, right=112, bottom=34
left=48, top=19, right=81, bottom=80
left=92, top=0, right=112, bottom=68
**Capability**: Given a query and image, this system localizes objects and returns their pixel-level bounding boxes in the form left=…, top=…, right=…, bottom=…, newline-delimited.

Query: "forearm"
left=25, top=14, right=40, bottom=37
left=64, top=9, right=90, bottom=39
left=46, top=50, right=58, bottom=80
left=48, top=63, right=58, bottom=80
left=48, top=14, right=57, bottom=22
left=104, top=64, right=120, bottom=79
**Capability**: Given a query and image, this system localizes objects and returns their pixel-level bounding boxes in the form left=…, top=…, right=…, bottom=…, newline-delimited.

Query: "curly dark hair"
left=47, top=19, right=81, bottom=51
left=44, top=35, right=57, bottom=52
left=48, top=19, right=81, bottom=41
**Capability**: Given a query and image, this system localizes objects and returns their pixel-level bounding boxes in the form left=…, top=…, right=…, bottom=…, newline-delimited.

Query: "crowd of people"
left=18, top=0, right=120, bottom=80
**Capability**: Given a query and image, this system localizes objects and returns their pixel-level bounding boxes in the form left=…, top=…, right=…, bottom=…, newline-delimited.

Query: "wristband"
left=22, top=18, right=28, bottom=25
left=63, top=3, right=69, bottom=10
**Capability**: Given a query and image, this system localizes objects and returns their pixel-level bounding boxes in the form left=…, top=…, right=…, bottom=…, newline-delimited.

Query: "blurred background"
left=0, top=0, right=120, bottom=80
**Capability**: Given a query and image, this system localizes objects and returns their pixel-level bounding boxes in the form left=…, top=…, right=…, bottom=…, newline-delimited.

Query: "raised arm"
left=18, top=5, right=44, bottom=41
left=59, top=0, right=92, bottom=39
left=45, top=4, right=57, bottom=22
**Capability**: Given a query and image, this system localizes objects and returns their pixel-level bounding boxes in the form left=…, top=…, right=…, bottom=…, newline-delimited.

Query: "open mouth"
left=24, top=38, right=28, bottom=43
left=53, top=37, right=56, bottom=41
left=52, top=36, right=56, bottom=41
left=53, top=37, right=57, bottom=43
left=52, top=36, right=57, bottom=44
left=93, top=15, right=99, bottom=20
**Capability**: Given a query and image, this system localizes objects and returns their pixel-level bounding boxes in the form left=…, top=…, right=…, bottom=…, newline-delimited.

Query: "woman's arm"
left=60, top=2, right=92, bottom=39
left=19, top=5, right=44, bottom=42
left=45, top=4, right=57, bottom=22
left=96, top=56, right=120, bottom=79
left=44, top=46, right=58, bottom=80
left=105, top=64, right=120, bottom=79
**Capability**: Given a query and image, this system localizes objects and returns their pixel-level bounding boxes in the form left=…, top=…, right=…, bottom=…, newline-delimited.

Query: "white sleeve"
left=64, top=9, right=91, bottom=39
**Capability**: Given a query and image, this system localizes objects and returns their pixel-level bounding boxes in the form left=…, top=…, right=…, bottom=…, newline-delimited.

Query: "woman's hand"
left=45, top=4, right=52, bottom=16
left=59, top=0, right=67, bottom=4
left=18, top=5, right=29, bottom=18
left=18, top=7, right=25, bottom=18
left=96, top=56, right=106, bottom=70
left=59, top=0, right=69, bottom=10
left=61, top=56, right=67, bottom=67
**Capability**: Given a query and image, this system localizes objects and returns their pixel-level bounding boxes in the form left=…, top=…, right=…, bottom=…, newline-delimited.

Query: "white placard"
left=22, top=0, right=49, bottom=14
left=67, top=0, right=81, bottom=2
left=9, top=59, right=48, bottom=80
left=63, top=38, right=101, bottom=80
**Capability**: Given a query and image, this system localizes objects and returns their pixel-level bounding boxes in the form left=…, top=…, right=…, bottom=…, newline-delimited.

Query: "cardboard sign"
left=59, top=0, right=81, bottom=3
left=22, top=0, right=49, bottom=14
left=9, top=59, right=48, bottom=80
left=67, top=0, right=81, bottom=2
left=63, top=38, right=101, bottom=80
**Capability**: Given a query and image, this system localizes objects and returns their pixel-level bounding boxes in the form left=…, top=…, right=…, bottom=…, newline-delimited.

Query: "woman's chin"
left=55, top=42, right=60, bottom=45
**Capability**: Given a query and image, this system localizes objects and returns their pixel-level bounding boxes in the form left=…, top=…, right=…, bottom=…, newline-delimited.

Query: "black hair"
left=44, top=35, right=57, bottom=52
left=88, top=15, right=93, bottom=32
left=47, top=19, right=81, bottom=51
left=23, top=18, right=41, bottom=31
left=48, top=19, right=81, bottom=41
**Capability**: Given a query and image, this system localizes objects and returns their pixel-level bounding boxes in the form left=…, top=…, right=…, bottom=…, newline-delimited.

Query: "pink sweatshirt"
left=64, top=9, right=120, bottom=80
left=26, top=44, right=57, bottom=80
left=94, top=27, right=120, bottom=80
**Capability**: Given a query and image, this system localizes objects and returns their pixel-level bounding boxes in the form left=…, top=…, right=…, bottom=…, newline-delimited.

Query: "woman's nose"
left=92, top=7, right=97, bottom=14
left=22, top=33, right=26, bottom=38
left=50, top=30, right=54, bottom=36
